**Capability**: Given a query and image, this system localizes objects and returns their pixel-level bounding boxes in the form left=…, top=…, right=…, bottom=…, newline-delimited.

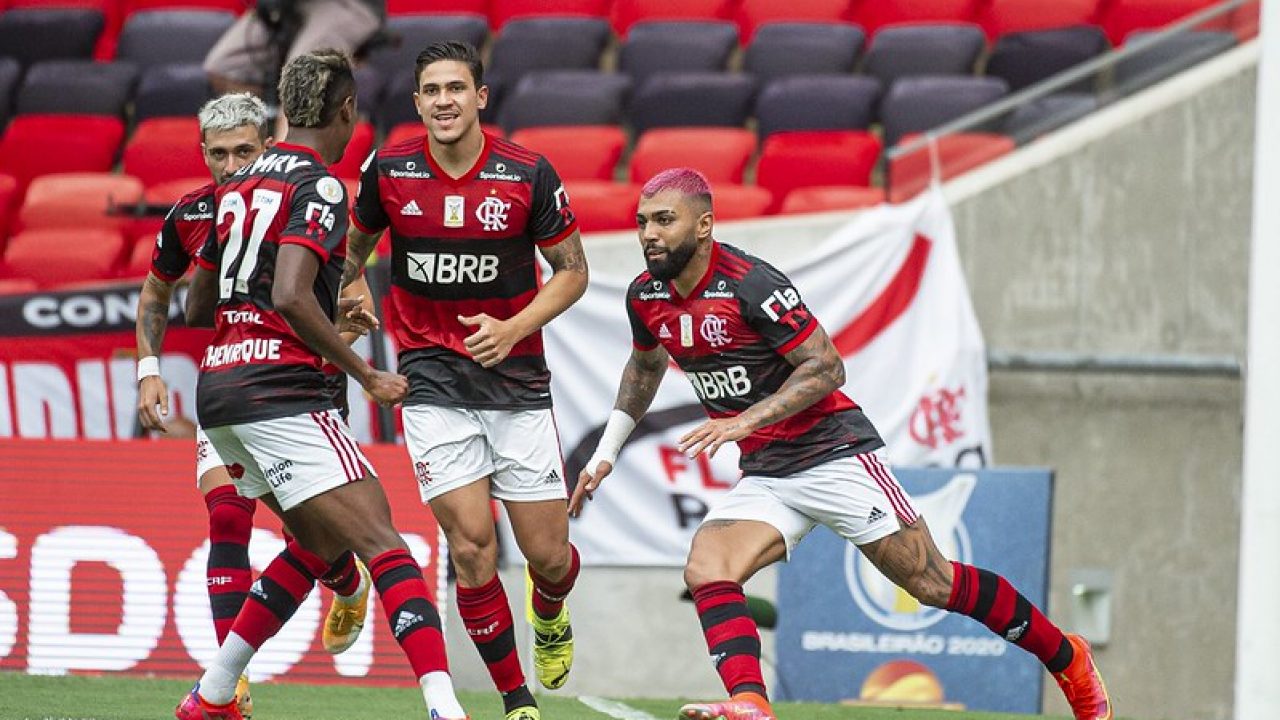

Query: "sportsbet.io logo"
left=844, top=474, right=977, bottom=631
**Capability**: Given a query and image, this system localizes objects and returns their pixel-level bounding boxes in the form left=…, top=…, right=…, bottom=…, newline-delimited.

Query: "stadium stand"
left=122, top=118, right=205, bottom=187
left=848, top=0, right=981, bottom=36
left=385, top=0, right=487, bottom=17
left=1099, top=0, right=1221, bottom=44
left=0, top=115, right=125, bottom=197
left=887, top=132, right=1015, bottom=201
left=879, top=75, right=1010, bottom=147
left=628, top=127, right=757, bottom=184
left=618, top=20, right=739, bottom=86
left=708, top=183, right=773, bottom=220
left=628, top=72, right=756, bottom=134
left=1, top=227, right=128, bottom=286
left=489, top=0, right=611, bottom=29
left=329, top=121, right=376, bottom=180
left=0, top=172, right=16, bottom=246
left=1001, top=92, right=1099, bottom=143
left=500, top=71, right=631, bottom=134
left=755, top=130, right=883, bottom=211
left=16, top=172, right=143, bottom=233
left=563, top=180, right=643, bottom=232
left=778, top=185, right=887, bottom=215
left=485, top=16, right=611, bottom=115
left=733, top=0, right=851, bottom=43
left=974, top=0, right=1102, bottom=40
left=743, top=22, right=864, bottom=87
left=1115, top=29, right=1238, bottom=91
left=609, top=0, right=735, bottom=37
left=0, top=57, right=19, bottom=129
left=16, top=60, right=137, bottom=117
left=115, top=9, right=235, bottom=70
left=0, top=7, right=103, bottom=66
left=509, top=125, right=626, bottom=181
left=861, top=23, right=986, bottom=88
left=755, top=75, right=880, bottom=138
left=132, top=64, right=212, bottom=120
left=985, top=25, right=1110, bottom=92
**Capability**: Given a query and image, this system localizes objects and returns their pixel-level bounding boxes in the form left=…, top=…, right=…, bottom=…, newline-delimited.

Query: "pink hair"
left=640, top=167, right=712, bottom=203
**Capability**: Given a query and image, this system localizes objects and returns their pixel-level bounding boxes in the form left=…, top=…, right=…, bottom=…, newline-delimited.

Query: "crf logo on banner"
left=700, top=314, right=731, bottom=348
left=909, top=386, right=967, bottom=450
left=475, top=197, right=511, bottom=232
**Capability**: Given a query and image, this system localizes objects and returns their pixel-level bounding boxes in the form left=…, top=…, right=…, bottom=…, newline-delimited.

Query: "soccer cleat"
left=1053, top=634, right=1114, bottom=720
left=525, top=569, right=574, bottom=689
left=234, top=674, right=252, bottom=719
left=505, top=706, right=541, bottom=720
left=322, top=557, right=371, bottom=654
left=677, top=696, right=776, bottom=720
left=175, top=684, right=244, bottom=720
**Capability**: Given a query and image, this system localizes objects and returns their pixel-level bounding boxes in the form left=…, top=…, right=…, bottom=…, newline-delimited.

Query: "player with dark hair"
left=175, top=49, right=469, bottom=720
left=135, top=91, right=374, bottom=719
left=342, top=40, right=588, bottom=720
left=572, top=168, right=1113, bottom=720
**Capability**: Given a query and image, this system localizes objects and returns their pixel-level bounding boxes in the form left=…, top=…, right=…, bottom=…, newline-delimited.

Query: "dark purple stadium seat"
left=0, top=8, right=104, bottom=66
left=500, top=71, right=632, bottom=134
left=754, top=75, right=881, bottom=138
left=115, top=10, right=235, bottom=70
left=354, top=64, right=386, bottom=123
left=133, top=64, right=212, bottom=120
left=485, top=17, right=611, bottom=120
left=376, top=71, right=422, bottom=133
left=985, top=25, right=1110, bottom=92
left=1001, top=92, right=1097, bottom=143
left=628, top=73, right=756, bottom=134
left=1115, top=30, right=1236, bottom=93
left=861, top=23, right=986, bottom=89
left=0, top=58, right=19, bottom=130
left=879, top=75, right=1009, bottom=147
left=744, top=22, right=864, bottom=87
left=368, top=14, right=490, bottom=83
left=619, top=21, right=739, bottom=87
left=16, top=61, right=137, bottom=117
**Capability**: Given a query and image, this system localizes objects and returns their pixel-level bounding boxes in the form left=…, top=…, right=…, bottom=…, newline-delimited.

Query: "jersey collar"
left=273, top=142, right=323, bottom=163
left=424, top=131, right=490, bottom=186
left=671, top=241, right=720, bottom=304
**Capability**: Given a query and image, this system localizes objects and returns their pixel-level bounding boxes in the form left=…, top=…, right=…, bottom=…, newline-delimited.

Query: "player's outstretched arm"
left=569, top=344, right=669, bottom=517
left=341, top=226, right=382, bottom=288
left=184, top=265, right=218, bottom=328
left=135, top=272, right=178, bottom=432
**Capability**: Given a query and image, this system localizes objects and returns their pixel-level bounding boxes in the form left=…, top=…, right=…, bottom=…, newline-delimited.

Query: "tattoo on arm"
left=540, top=233, right=589, bottom=277
left=739, top=325, right=845, bottom=432
left=137, top=274, right=175, bottom=357
left=342, top=228, right=381, bottom=288
left=615, top=346, right=668, bottom=420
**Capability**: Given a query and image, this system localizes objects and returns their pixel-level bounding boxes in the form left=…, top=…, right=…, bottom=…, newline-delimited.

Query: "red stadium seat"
left=0, top=115, right=125, bottom=199
left=122, top=117, right=206, bottom=187
left=386, top=0, right=488, bottom=17
left=629, top=127, right=757, bottom=184
left=144, top=176, right=210, bottom=206
left=610, top=0, right=736, bottom=37
left=564, top=180, right=641, bottom=233
left=509, top=125, right=624, bottom=181
left=0, top=277, right=40, bottom=295
left=0, top=173, right=17, bottom=249
left=779, top=185, right=885, bottom=214
left=2, top=227, right=128, bottom=287
left=709, top=183, right=773, bottom=220
left=489, top=0, right=609, bottom=29
left=122, top=0, right=247, bottom=17
left=975, top=0, right=1102, bottom=40
left=17, top=172, right=144, bottom=233
left=122, top=233, right=156, bottom=278
left=735, top=0, right=851, bottom=43
left=1099, top=0, right=1219, bottom=44
left=329, top=121, right=375, bottom=180
left=755, top=131, right=882, bottom=212
left=848, top=0, right=982, bottom=36
left=887, top=132, right=1015, bottom=202
left=385, top=122, right=503, bottom=149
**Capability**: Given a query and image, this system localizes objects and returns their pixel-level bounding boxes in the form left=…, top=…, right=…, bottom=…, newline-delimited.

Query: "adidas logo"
left=249, top=579, right=266, bottom=600
left=868, top=506, right=887, bottom=523
left=659, top=323, right=672, bottom=339
left=400, top=199, right=423, bottom=216
left=394, top=609, right=424, bottom=635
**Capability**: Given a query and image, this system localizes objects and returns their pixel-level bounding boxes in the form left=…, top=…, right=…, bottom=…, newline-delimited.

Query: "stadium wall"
left=542, top=43, right=1257, bottom=719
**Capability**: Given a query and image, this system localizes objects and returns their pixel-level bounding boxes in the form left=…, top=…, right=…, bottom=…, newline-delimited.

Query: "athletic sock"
left=318, top=551, right=363, bottom=600
left=204, top=485, right=255, bottom=645
left=529, top=542, right=580, bottom=620
left=501, top=685, right=537, bottom=714
left=456, top=574, right=526, bottom=693
left=368, top=549, right=449, bottom=678
left=947, top=561, right=1074, bottom=672
left=691, top=580, right=768, bottom=698
left=420, top=671, right=467, bottom=719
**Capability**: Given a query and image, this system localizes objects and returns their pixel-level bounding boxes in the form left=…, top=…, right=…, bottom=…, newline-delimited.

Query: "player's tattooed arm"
left=136, top=273, right=176, bottom=357
left=184, top=265, right=218, bottom=328
left=615, top=344, right=670, bottom=421
left=739, top=324, right=845, bottom=430
left=342, top=226, right=382, bottom=288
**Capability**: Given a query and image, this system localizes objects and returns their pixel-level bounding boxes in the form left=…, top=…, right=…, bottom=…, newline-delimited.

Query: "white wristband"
left=136, top=356, right=161, bottom=382
left=586, top=410, right=638, bottom=470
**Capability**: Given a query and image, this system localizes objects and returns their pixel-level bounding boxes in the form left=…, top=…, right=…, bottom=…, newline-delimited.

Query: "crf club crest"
left=909, top=386, right=967, bottom=450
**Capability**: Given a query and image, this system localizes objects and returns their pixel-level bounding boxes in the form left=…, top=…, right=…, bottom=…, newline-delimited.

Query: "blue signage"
left=775, top=467, right=1053, bottom=713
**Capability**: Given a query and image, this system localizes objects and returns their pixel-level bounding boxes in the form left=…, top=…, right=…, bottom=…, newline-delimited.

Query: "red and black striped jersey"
left=151, top=181, right=217, bottom=283
left=626, top=242, right=883, bottom=477
left=196, top=143, right=350, bottom=428
left=352, top=131, right=577, bottom=410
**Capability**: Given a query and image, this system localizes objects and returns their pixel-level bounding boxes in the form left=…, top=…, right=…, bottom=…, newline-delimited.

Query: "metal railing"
left=987, top=350, right=1242, bottom=377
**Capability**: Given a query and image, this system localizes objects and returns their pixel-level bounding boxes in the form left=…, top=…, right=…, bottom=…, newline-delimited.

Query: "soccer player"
left=572, top=169, right=1113, bottom=720
left=341, top=41, right=588, bottom=720
left=134, top=92, right=374, bottom=719
left=174, top=50, right=468, bottom=720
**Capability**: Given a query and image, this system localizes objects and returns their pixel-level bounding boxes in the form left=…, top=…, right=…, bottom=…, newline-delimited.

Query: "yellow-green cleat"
left=505, top=706, right=541, bottom=720
left=234, top=674, right=252, bottom=720
left=322, top=557, right=371, bottom=654
left=525, top=569, right=573, bottom=690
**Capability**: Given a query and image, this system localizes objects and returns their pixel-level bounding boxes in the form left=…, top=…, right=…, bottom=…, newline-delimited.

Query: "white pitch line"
left=578, top=695, right=663, bottom=720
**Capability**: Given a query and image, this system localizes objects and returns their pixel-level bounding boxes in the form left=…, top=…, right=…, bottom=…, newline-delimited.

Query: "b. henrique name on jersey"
left=352, top=131, right=577, bottom=410
left=627, top=242, right=883, bottom=477
left=195, top=143, right=350, bottom=428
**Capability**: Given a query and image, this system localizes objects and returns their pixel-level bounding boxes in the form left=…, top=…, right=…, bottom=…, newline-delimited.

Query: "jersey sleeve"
left=280, top=174, right=350, bottom=262
left=626, top=292, right=659, bottom=351
left=529, top=156, right=578, bottom=248
left=351, top=149, right=389, bottom=235
left=739, top=261, right=818, bottom=355
left=150, top=209, right=193, bottom=282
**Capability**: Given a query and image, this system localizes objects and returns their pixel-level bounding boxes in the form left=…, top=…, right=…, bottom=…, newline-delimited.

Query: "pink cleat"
left=175, top=685, right=244, bottom=720
left=1053, top=634, right=1114, bottom=720
left=678, top=693, right=776, bottom=720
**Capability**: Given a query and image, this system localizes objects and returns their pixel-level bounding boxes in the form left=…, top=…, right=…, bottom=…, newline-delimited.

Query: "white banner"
left=547, top=188, right=991, bottom=566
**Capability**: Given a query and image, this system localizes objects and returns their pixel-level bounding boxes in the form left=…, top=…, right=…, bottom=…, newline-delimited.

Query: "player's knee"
left=526, top=541, right=571, bottom=580
left=683, top=555, right=731, bottom=591
left=446, top=534, right=496, bottom=575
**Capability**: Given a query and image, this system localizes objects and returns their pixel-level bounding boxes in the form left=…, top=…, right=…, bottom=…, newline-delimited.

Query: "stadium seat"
left=0, top=58, right=19, bottom=130
left=377, top=72, right=423, bottom=131
left=861, top=23, right=986, bottom=89
left=743, top=22, right=864, bottom=87
left=121, top=0, right=245, bottom=17
left=385, top=0, right=487, bottom=16
left=0, top=8, right=103, bottom=66
left=629, top=127, right=756, bottom=184
left=123, top=118, right=207, bottom=188
left=354, top=64, right=386, bottom=120
left=610, top=0, right=736, bottom=37
left=17, top=172, right=144, bottom=233
left=1099, top=0, right=1220, bottom=45
left=385, top=122, right=426, bottom=147
left=709, top=184, right=773, bottom=221
left=778, top=185, right=886, bottom=214
left=368, top=14, right=490, bottom=85
left=628, top=73, right=756, bottom=135
left=508, top=125, right=625, bottom=181
left=2, top=227, right=128, bottom=287
left=0, top=115, right=125, bottom=196
left=619, top=21, right=739, bottom=87
left=16, top=60, right=137, bottom=117
left=1114, top=30, right=1236, bottom=94
left=985, top=26, right=1110, bottom=92
left=975, top=0, right=1102, bottom=40
left=734, top=0, right=852, bottom=43
left=500, top=71, right=631, bottom=134
left=1001, top=92, right=1097, bottom=143
left=144, top=176, right=209, bottom=207
left=122, top=233, right=156, bottom=278
left=879, top=76, right=1009, bottom=147
left=328, top=122, right=375, bottom=180
left=0, top=277, right=39, bottom=295
left=755, top=131, right=882, bottom=212
left=133, top=64, right=213, bottom=120
left=848, top=0, right=982, bottom=36
left=9, top=0, right=121, bottom=59
left=115, top=9, right=235, bottom=70
left=0, top=172, right=17, bottom=245
left=754, top=76, right=880, bottom=138
left=887, top=132, right=1015, bottom=201
left=486, top=17, right=611, bottom=117
left=563, top=181, right=642, bottom=233
left=489, top=0, right=609, bottom=29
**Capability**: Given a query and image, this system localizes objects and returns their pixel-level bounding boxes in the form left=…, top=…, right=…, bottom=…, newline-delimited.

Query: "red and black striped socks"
left=946, top=561, right=1073, bottom=672
left=691, top=580, right=768, bottom=698
left=529, top=543, right=581, bottom=620
left=203, top=485, right=255, bottom=645
left=457, top=574, right=526, bottom=692
left=369, top=548, right=449, bottom=678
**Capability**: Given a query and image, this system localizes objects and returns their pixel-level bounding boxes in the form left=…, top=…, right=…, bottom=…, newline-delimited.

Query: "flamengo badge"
left=679, top=314, right=694, bottom=347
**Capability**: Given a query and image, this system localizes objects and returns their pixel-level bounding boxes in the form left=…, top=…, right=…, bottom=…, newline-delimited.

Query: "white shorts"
left=195, top=424, right=228, bottom=485
left=202, top=409, right=376, bottom=512
left=401, top=404, right=568, bottom=504
left=703, top=449, right=920, bottom=556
